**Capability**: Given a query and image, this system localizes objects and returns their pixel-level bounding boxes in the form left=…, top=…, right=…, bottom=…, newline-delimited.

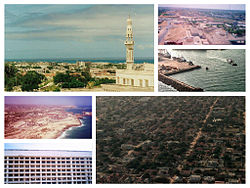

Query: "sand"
left=5, top=113, right=81, bottom=139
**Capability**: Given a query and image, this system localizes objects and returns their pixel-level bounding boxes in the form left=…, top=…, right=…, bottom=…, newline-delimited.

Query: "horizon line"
left=5, top=57, right=154, bottom=60
left=159, top=5, right=245, bottom=11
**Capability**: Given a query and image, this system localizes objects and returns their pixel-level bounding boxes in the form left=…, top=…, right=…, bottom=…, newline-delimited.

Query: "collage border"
left=0, top=0, right=248, bottom=186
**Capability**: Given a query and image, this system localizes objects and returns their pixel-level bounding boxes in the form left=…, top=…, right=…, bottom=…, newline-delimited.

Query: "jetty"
left=159, top=73, right=203, bottom=92
left=164, top=65, right=201, bottom=76
left=158, top=52, right=203, bottom=91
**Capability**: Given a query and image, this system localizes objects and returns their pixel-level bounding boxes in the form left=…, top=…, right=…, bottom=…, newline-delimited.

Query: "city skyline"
left=5, top=4, right=154, bottom=59
left=5, top=96, right=92, bottom=106
left=159, top=4, right=245, bottom=11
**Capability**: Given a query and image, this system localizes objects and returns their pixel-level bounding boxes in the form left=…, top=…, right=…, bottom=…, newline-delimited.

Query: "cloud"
left=137, top=44, right=154, bottom=50
left=5, top=5, right=154, bottom=59
left=5, top=5, right=153, bottom=42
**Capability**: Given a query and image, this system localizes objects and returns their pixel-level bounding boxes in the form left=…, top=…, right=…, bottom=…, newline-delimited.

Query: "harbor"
left=158, top=51, right=203, bottom=91
left=158, top=49, right=245, bottom=92
left=159, top=73, right=203, bottom=92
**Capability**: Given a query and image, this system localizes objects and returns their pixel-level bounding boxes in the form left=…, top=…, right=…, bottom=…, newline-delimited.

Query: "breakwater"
left=167, top=49, right=245, bottom=91
left=159, top=73, right=203, bottom=92
left=165, top=65, right=201, bottom=76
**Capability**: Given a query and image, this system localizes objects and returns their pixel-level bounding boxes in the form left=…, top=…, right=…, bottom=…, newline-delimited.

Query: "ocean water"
left=59, top=106, right=92, bottom=139
left=159, top=49, right=245, bottom=92
left=158, top=81, right=177, bottom=92
left=5, top=58, right=154, bottom=64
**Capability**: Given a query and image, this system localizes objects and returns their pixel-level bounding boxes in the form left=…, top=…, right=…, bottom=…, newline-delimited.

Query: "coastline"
left=158, top=55, right=203, bottom=91
left=56, top=118, right=86, bottom=139
left=159, top=73, right=203, bottom=92
left=5, top=110, right=82, bottom=139
left=5, top=58, right=154, bottom=64
left=54, top=118, right=82, bottom=139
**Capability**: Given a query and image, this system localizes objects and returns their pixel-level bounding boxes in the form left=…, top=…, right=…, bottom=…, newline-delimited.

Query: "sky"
left=159, top=4, right=246, bottom=11
left=5, top=96, right=92, bottom=106
left=5, top=143, right=92, bottom=152
left=5, top=4, right=154, bottom=59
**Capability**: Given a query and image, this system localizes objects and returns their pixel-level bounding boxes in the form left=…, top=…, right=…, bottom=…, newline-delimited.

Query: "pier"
left=164, top=65, right=201, bottom=76
left=159, top=73, right=203, bottom=92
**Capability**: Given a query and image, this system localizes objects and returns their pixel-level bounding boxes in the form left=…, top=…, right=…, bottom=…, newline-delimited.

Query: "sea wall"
left=159, top=73, right=203, bottom=92
left=165, top=65, right=201, bottom=76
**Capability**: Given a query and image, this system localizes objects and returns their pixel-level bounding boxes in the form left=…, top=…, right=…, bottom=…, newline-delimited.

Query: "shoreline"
left=158, top=56, right=203, bottom=91
left=57, top=118, right=87, bottom=139
left=4, top=106, right=92, bottom=139
left=5, top=59, right=154, bottom=64
left=159, top=73, right=203, bottom=92
left=53, top=118, right=82, bottom=139
left=5, top=110, right=83, bottom=139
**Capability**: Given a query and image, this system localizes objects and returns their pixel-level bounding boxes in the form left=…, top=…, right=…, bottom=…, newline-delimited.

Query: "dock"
left=164, top=65, right=201, bottom=76
left=159, top=73, right=203, bottom=92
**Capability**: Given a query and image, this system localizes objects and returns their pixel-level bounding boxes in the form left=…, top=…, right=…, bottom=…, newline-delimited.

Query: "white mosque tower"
left=124, top=15, right=135, bottom=70
left=114, top=15, right=154, bottom=91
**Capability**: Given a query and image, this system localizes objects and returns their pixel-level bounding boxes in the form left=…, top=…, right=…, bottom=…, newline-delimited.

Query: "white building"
left=4, top=149, right=92, bottom=184
left=116, top=16, right=154, bottom=89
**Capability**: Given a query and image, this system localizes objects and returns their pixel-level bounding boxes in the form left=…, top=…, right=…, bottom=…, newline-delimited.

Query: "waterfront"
left=59, top=107, right=92, bottom=139
left=158, top=81, right=177, bottom=91
left=159, top=49, right=245, bottom=92
left=5, top=58, right=154, bottom=64
left=4, top=96, right=92, bottom=139
left=5, top=4, right=154, bottom=92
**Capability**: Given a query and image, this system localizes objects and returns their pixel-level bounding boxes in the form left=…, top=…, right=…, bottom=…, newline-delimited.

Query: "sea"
left=58, top=106, right=92, bottom=139
left=5, top=58, right=154, bottom=64
left=158, top=81, right=177, bottom=91
left=159, top=49, right=245, bottom=92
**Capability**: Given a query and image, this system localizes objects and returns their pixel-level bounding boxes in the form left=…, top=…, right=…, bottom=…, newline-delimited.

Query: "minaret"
left=125, top=15, right=135, bottom=70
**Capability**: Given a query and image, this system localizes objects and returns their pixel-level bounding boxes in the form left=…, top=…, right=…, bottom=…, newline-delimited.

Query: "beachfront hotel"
left=4, top=149, right=92, bottom=184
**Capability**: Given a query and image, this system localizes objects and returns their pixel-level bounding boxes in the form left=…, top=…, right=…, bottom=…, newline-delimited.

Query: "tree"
left=5, top=64, right=21, bottom=91
left=21, top=71, right=45, bottom=91
left=53, top=73, right=70, bottom=84
left=81, top=68, right=92, bottom=81
left=154, top=177, right=170, bottom=183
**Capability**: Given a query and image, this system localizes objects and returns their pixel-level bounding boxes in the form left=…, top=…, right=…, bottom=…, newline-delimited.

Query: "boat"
left=187, top=60, right=193, bottom=65
left=227, top=59, right=233, bottom=64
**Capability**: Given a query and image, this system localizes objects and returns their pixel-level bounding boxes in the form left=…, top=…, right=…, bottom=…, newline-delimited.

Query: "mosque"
left=115, top=16, right=154, bottom=90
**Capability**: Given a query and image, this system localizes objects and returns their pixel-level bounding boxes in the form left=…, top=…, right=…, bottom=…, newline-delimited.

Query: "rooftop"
left=5, top=149, right=92, bottom=157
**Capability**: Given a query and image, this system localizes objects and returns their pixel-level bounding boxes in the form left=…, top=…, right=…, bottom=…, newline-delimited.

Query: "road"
left=158, top=21, right=171, bottom=45
left=169, top=97, right=219, bottom=183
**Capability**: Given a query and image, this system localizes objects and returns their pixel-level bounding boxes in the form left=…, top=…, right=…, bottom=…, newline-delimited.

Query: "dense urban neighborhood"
left=96, top=96, right=245, bottom=183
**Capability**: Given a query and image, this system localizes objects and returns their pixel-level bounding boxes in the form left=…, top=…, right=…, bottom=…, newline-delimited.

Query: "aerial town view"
left=158, top=4, right=245, bottom=45
left=5, top=96, right=92, bottom=139
left=97, top=96, right=245, bottom=183
left=158, top=49, right=245, bottom=92
left=5, top=4, right=154, bottom=92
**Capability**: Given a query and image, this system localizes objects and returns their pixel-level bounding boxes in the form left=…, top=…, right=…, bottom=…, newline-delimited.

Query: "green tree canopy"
left=21, top=71, right=45, bottom=91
